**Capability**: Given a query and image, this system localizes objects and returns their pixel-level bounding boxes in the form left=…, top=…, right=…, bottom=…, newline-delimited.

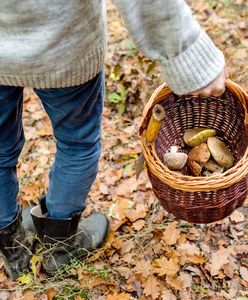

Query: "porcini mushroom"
left=183, top=128, right=216, bottom=147
left=187, top=143, right=211, bottom=176
left=207, top=137, right=234, bottom=168
left=145, top=104, right=165, bottom=143
left=164, top=146, right=188, bottom=170
left=203, top=159, right=224, bottom=173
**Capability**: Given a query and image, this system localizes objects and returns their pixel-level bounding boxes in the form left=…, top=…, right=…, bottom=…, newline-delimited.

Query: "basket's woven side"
left=140, top=80, right=248, bottom=223
left=140, top=80, right=248, bottom=192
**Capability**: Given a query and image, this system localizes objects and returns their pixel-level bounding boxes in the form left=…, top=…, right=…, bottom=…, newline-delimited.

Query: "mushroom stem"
left=145, top=104, right=165, bottom=143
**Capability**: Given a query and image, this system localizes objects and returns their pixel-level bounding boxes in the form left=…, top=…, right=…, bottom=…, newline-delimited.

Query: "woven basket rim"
left=140, top=79, right=248, bottom=192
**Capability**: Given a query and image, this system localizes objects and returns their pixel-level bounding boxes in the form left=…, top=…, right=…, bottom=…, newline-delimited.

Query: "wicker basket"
left=140, top=79, right=248, bottom=223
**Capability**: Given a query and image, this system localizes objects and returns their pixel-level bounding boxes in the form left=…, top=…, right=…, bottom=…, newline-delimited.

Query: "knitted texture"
left=0, top=0, right=224, bottom=93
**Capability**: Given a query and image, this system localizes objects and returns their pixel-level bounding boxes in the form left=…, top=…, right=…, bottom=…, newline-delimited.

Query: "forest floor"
left=0, top=0, right=247, bottom=299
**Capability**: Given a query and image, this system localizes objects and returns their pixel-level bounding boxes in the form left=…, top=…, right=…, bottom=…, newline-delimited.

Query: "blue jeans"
left=0, top=72, right=104, bottom=228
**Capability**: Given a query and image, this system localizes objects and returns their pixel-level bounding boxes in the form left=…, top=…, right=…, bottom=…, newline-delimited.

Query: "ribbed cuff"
left=161, top=30, right=225, bottom=95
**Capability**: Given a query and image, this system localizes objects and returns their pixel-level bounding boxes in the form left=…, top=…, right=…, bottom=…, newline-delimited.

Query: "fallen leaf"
left=240, top=267, right=248, bottom=282
left=134, top=259, right=153, bottom=278
left=153, top=257, right=180, bottom=276
left=209, top=248, right=236, bottom=276
left=161, top=289, right=177, bottom=300
left=162, top=222, right=180, bottom=246
left=0, top=272, right=7, bottom=283
left=142, top=275, right=161, bottom=299
left=106, top=292, right=130, bottom=300
left=22, top=290, right=35, bottom=300
left=46, top=288, right=57, bottom=300
left=132, top=219, right=146, bottom=231
left=230, top=210, right=245, bottom=223
left=166, top=275, right=183, bottom=291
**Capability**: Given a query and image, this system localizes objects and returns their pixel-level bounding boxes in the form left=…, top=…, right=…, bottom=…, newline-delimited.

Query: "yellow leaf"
left=30, top=255, right=41, bottom=277
left=17, top=273, right=33, bottom=285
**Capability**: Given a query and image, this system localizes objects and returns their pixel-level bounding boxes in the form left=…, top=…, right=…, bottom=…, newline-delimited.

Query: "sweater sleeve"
left=114, top=0, right=225, bottom=95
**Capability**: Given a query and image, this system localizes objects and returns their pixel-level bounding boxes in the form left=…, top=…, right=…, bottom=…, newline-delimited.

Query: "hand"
left=191, top=68, right=228, bottom=97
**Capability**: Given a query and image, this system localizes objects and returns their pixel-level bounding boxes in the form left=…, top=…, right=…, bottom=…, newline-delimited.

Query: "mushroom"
left=145, top=104, right=165, bottom=143
left=203, top=159, right=224, bottom=173
left=164, top=146, right=188, bottom=170
left=207, top=137, right=234, bottom=168
left=183, top=128, right=216, bottom=147
left=187, top=143, right=211, bottom=176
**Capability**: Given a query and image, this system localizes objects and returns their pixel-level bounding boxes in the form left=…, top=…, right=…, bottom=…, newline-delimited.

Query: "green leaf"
left=107, top=92, right=121, bottom=103
left=118, top=102, right=126, bottom=114
left=119, top=85, right=126, bottom=100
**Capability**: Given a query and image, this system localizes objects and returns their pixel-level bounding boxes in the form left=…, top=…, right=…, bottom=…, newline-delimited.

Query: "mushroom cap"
left=203, top=159, right=224, bottom=173
left=183, top=128, right=216, bottom=147
left=187, top=143, right=211, bottom=176
left=164, top=152, right=188, bottom=170
left=207, top=137, right=234, bottom=168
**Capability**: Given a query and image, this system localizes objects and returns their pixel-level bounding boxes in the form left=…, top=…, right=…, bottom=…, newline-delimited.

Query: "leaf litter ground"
left=0, top=0, right=247, bottom=299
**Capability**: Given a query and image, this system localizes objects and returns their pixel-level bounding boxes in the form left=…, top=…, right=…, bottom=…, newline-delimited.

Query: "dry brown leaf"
left=240, top=266, right=248, bottom=282
left=230, top=210, right=245, bottom=223
left=134, top=259, right=153, bottom=278
left=114, top=177, right=138, bottom=196
left=125, top=203, right=147, bottom=222
left=142, top=275, right=161, bottom=299
left=78, top=270, right=107, bottom=289
left=132, top=219, right=146, bottom=231
left=22, top=290, right=35, bottom=300
left=177, top=242, right=200, bottom=256
left=109, top=197, right=131, bottom=220
left=0, top=291, right=10, bottom=300
left=120, top=240, right=135, bottom=254
left=179, top=272, right=193, bottom=290
left=106, top=292, right=130, bottom=300
left=177, top=241, right=206, bottom=265
left=166, top=275, right=183, bottom=291
left=161, top=289, right=177, bottom=300
left=162, top=222, right=180, bottom=246
left=153, top=257, right=179, bottom=276
left=46, top=288, right=57, bottom=300
left=0, top=272, right=7, bottom=283
left=209, top=248, right=236, bottom=276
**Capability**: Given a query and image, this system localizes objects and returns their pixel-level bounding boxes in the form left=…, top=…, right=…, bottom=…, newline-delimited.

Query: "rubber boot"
left=30, top=197, right=109, bottom=276
left=0, top=209, right=33, bottom=279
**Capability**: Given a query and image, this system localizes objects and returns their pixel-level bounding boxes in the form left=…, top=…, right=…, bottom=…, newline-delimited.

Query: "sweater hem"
left=0, top=47, right=105, bottom=89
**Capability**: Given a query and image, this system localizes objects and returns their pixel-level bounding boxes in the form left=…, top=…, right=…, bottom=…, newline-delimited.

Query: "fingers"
left=190, top=67, right=228, bottom=97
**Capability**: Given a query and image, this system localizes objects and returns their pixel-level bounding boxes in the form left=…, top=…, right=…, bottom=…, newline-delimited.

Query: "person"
left=0, top=0, right=227, bottom=279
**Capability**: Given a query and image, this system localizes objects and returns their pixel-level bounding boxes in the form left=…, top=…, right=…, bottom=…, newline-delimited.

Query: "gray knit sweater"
left=0, top=0, right=224, bottom=95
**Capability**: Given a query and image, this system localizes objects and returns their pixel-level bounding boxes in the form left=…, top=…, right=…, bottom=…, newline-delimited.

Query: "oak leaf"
left=166, top=275, right=183, bottom=291
left=209, top=248, right=236, bottom=276
left=142, top=275, right=161, bottom=299
left=153, top=257, right=179, bottom=276
left=161, top=289, right=177, bottom=300
left=230, top=210, right=245, bottom=223
left=134, top=259, right=153, bottom=278
left=106, top=292, right=130, bottom=300
left=162, top=222, right=180, bottom=246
